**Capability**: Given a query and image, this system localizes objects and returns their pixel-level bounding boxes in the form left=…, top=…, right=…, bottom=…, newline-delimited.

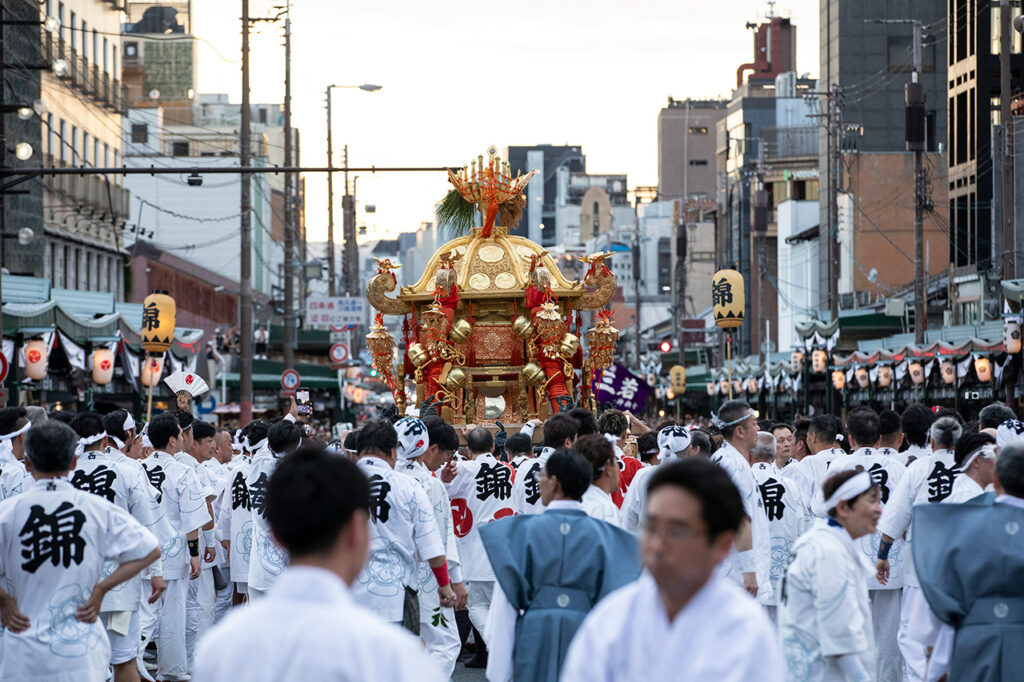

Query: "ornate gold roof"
left=398, top=225, right=582, bottom=301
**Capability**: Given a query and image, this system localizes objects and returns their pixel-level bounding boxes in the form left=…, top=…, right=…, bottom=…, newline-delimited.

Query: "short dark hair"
left=70, top=411, right=105, bottom=440
left=688, top=429, right=714, bottom=458
left=268, top=420, right=303, bottom=455
left=425, top=417, right=458, bottom=453
left=954, top=430, right=996, bottom=469
left=543, top=413, right=579, bottom=448
left=356, top=418, right=398, bottom=456
left=822, top=466, right=876, bottom=518
left=543, top=448, right=592, bottom=500
left=934, top=407, right=964, bottom=425
left=567, top=407, right=598, bottom=437
left=901, top=404, right=935, bottom=447
left=770, top=423, right=793, bottom=436
left=342, top=430, right=359, bottom=453
left=244, top=420, right=270, bottom=449
left=265, top=445, right=370, bottom=557
left=980, top=404, right=1017, bottom=430
left=996, top=442, right=1024, bottom=497
left=808, top=414, right=839, bottom=444
left=466, top=427, right=493, bottom=454
left=192, top=420, right=216, bottom=442
left=505, top=432, right=532, bottom=457
left=636, top=432, right=659, bottom=463
left=757, top=419, right=773, bottom=432
left=148, top=413, right=182, bottom=450
left=718, top=399, right=753, bottom=439
left=103, top=409, right=133, bottom=443
left=170, top=408, right=195, bottom=431
left=792, top=418, right=812, bottom=448
left=47, top=410, right=75, bottom=425
left=24, top=421, right=78, bottom=473
left=596, top=409, right=628, bottom=438
left=646, top=459, right=744, bottom=541
left=0, top=407, right=28, bottom=436
left=572, top=434, right=616, bottom=482
left=845, top=407, right=880, bottom=448
left=878, top=410, right=901, bottom=437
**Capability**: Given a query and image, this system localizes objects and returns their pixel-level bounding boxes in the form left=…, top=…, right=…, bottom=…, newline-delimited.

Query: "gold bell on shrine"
left=512, top=316, right=535, bottom=339
left=449, top=319, right=472, bottom=344
left=559, top=333, right=580, bottom=358
left=522, top=362, right=546, bottom=386
left=445, top=367, right=469, bottom=390
left=407, top=343, right=429, bottom=368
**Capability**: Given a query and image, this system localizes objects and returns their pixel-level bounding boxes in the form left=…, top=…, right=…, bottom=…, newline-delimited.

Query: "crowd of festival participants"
left=0, top=395, right=1022, bottom=682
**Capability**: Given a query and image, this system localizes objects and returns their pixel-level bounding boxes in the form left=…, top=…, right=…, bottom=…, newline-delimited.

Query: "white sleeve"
left=814, top=548, right=871, bottom=657
left=619, top=475, right=643, bottom=534
left=410, top=484, right=445, bottom=562
left=519, top=422, right=536, bottom=439
left=925, top=624, right=954, bottom=682
left=560, top=607, right=612, bottom=682
left=178, top=468, right=214, bottom=534
left=877, top=464, right=916, bottom=540
left=103, top=503, right=159, bottom=564
left=484, top=582, right=517, bottom=682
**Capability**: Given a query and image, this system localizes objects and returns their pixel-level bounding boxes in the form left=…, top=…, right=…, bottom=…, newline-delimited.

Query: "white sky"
left=193, top=0, right=819, bottom=241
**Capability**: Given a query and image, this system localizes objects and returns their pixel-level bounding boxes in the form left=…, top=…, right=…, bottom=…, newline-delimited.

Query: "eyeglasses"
left=642, top=519, right=704, bottom=543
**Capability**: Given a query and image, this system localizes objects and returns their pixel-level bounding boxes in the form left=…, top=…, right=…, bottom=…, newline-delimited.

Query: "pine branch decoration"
left=436, top=189, right=477, bottom=239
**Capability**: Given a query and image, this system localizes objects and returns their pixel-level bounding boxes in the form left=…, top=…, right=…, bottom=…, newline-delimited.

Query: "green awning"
left=222, top=373, right=338, bottom=389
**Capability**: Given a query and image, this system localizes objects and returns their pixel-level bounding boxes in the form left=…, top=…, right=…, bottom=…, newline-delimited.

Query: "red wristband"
left=431, top=564, right=450, bottom=587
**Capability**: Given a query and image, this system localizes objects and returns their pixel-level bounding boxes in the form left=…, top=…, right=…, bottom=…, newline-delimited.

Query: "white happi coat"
left=246, top=449, right=288, bottom=592
left=828, top=448, right=908, bottom=590
left=354, top=457, right=445, bottom=621
left=194, top=565, right=445, bottom=682
left=710, top=442, right=774, bottom=603
left=947, top=474, right=987, bottom=503
left=876, top=448, right=959, bottom=588
left=0, top=457, right=34, bottom=500
left=751, top=461, right=809, bottom=605
left=218, top=454, right=253, bottom=584
left=562, top=573, right=782, bottom=682
left=0, top=479, right=158, bottom=682
left=176, top=452, right=225, bottom=569
left=141, top=451, right=212, bottom=581
left=582, top=484, right=623, bottom=528
left=444, top=453, right=516, bottom=581
left=511, top=457, right=544, bottom=517
left=793, top=447, right=846, bottom=504
left=898, top=444, right=931, bottom=467
left=779, top=522, right=876, bottom=681
left=619, top=465, right=656, bottom=534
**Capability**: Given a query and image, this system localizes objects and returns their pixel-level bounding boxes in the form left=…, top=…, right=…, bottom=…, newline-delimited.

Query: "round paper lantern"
left=909, top=362, right=925, bottom=385
left=23, top=338, right=49, bottom=380
left=745, top=377, right=758, bottom=395
left=732, top=379, right=743, bottom=396
left=712, top=269, right=745, bottom=330
left=940, top=359, right=956, bottom=385
left=855, top=367, right=870, bottom=389
left=831, top=370, right=846, bottom=390
left=92, top=348, right=115, bottom=385
left=975, top=357, right=992, bottom=383
left=877, top=366, right=892, bottom=388
left=706, top=382, right=717, bottom=396
left=1005, top=318, right=1022, bottom=354
left=719, top=378, right=731, bottom=394
left=141, top=290, right=176, bottom=353
left=790, top=351, right=804, bottom=373
left=811, top=350, right=827, bottom=373
left=141, top=355, right=165, bottom=388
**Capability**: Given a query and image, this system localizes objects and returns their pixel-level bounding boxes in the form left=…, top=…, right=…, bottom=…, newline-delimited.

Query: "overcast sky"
left=192, top=0, right=819, bottom=242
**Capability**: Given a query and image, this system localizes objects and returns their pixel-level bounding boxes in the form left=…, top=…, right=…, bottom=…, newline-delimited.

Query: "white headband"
left=123, top=413, right=136, bottom=432
left=0, top=422, right=31, bottom=441
left=76, top=431, right=107, bottom=455
left=711, top=410, right=753, bottom=430
left=109, top=435, right=125, bottom=450
left=142, top=435, right=153, bottom=448
left=960, top=444, right=997, bottom=471
left=812, top=470, right=873, bottom=516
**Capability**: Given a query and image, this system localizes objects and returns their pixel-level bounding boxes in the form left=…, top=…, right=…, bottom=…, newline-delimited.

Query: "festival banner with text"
left=592, top=362, right=651, bottom=413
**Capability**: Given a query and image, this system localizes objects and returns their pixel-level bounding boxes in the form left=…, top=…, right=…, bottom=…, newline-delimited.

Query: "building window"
left=71, top=125, right=78, bottom=163
left=171, top=141, right=189, bottom=156
left=104, top=143, right=109, bottom=167
left=103, top=37, right=108, bottom=72
left=47, top=114, right=54, bottom=158
left=92, top=28, right=97, bottom=63
left=59, top=119, right=66, bottom=163
left=58, top=3, right=64, bottom=43
left=658, top=237, right=671, bottom=292
left=688, top=159, right=709, bottom=166
left=131, top=123, right=147, bottom=144
left=82, top=132, right=89, bottom=165
left=70, top=11, right=76, bottom=50
left=112, top=50, right=117, bottom=78
left=688, top=126, right=708, bottom=135
left=93, top=138, right=99, bottom=168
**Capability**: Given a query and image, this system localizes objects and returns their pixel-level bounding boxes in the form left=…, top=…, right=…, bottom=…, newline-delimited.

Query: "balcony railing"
left=43, top=156, right=131, bottom=219
left=761, top=126, right=818, bottom=161
left=41, top=30, right=125, bottom=114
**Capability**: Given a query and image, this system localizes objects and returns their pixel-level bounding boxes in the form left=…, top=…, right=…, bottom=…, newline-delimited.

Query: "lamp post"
left=325, top=83, right=381, bottom=296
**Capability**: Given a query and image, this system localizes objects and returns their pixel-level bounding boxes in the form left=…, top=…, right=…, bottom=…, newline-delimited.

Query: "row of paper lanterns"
left=22, top=340, right=167, bottom=387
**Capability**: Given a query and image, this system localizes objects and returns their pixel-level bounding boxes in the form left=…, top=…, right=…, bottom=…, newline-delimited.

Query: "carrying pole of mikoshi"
left=145, top=354, right=154, bottom=421
left=712, top=269, right=745, bottom=402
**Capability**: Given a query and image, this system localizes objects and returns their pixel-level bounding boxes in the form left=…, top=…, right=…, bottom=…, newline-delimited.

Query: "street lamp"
left=325, top=83, right=381, bottom=296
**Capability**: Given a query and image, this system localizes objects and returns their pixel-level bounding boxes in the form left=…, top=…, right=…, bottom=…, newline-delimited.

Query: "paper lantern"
left=831, top=370, right=846, bottom=390
left=670, top=366, right=687, bottom=393
left=1005, top=318, right=1022, bottom=354
left=23, top=338, right=49, bottom=380
left=811, top=350, right=827, bottom=373
left=790, top=351, right=804, bottom=373
left=92, top=348, right=115, bottom=385
left=909, top=362, right=925, bottom=385
left=975, top=357, right=992, bottom=383
left=712, top=269, right=745, bottom=330
left=706, top=382, right=718, bottom=396
left=745, top=377, right=758, bottom=395
left=940, top=359, right=956, bottom=385
left=719, top=378, right=731, bottom=394
left=141, top=290, right=176, bottom=353
left=877, top=366, right=892, bottom=388
left=855, top=368, right=870, bottom=389
left=732, top=379, right=743, bottom=396
left=141, top=356, right=165, bottom=388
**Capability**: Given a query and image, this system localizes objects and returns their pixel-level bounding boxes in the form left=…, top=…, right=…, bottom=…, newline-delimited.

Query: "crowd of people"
left=0, top=396, right=1022, bottom=681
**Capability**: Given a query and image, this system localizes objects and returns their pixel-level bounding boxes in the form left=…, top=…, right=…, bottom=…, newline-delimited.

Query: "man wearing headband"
left=875, top=415, right=962, bottom=682
left=563, top=459, right=781, bottom=681
left=513, top=413, right=579, bottom=517
left=218, top=420, right=266, bottom=605
left=828, top=407, right=907, bottom=682
left=575, top=435, right=623, bottom=528
left=0, top=421, right=161, bottom=682
left=779, top=467, right=881, bottom=682
left=709, top=399, right=771, bottom=602
left=597, top=409, right=645, bottom=508
left=947, top=431, right=997, bottom=503
left=791, top=414, right=846, bottom=507
left=619, top=425, right=692, bottom=534
left=912, top=441, right=1024, bottom=682
left=0, top=407, right=34, bottom=501
left=394, top=417, right=466, bottom=678
left=899, top=404, right=936, bottom=466
left=482, top=448, right=642, bottom=682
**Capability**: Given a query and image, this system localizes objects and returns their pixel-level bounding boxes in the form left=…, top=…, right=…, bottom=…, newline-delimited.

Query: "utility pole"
left=906, top=22, right=927, bottom=343
left=828, top=83, right=841, bottom=321
left=1001, top=0, right=1015, bottom=282
left=325, top=87, right=336, bottom=296
left=239, top=0, right=254, bottom=425
left=342, top=144, right=357, bottom=295
left=633, top=205, right=642, bottom=371
left=282, top=2, right=295, bottom=370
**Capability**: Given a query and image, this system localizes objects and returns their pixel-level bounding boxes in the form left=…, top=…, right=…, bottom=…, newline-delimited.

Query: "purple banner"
left=592, top=363, right=651, bottom=413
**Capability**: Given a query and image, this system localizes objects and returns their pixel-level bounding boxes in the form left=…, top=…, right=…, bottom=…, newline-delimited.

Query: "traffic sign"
left=329, top=343, right=349, bottom=364
left=0, top=353, right=8, bottom=383
left=197, top=394, right=218, bottom=415
left=281, top=369, right=301, bottom=392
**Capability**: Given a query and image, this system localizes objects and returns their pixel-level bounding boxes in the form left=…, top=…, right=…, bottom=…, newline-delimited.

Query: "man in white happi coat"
left=504, top=430, right=535, bottom=475
left=827, top=407, right=907, bottom=682
left=575, top=434, right=622, bottom=527
left=563, top=459, right=782, bottom=682
left=897, top=404, right=936, bottom=467
left=70, top=412, right=169, bottom=682
left=218, top=421, right=267, bottom=601
left=0, top=421, right=161, bottom=682
left=195, top=444, right=445, bottom=682
left=0, top=407, right=33, bottom=502
left=750, top=431, right=808, bottom=623
left=511, top=415, right=576, bottom=516
left=619, top=425, right=692, bottom=534
left=353, top=419, right=456, bottom=630
left=876, top=415, right=962, bottom=682
left=139, top=413, right=213, bottom=682
left=444, top=424, right=519, bottom=644
left=709, top=400, right=772, bottom=603
left=394, top=416, right=467, bottom=678
left=207, top=427, right=234, bottom=621
left=247, top=417, right=304, bottom=599
left=792, top=414, right=847, bottom=505
left=779, top=468, right=881, bottom=682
